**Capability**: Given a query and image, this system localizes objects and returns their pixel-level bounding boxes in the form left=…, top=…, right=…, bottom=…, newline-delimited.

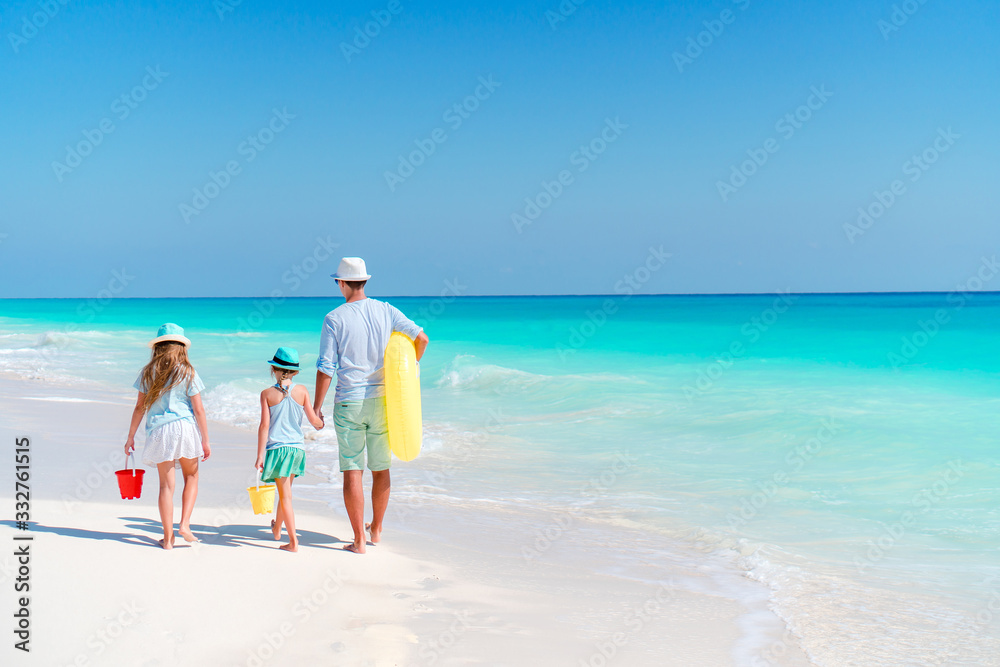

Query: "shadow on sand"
left=2, top=518, right=349, bottom=551
left=0, top=519, right=156, bottom=548
left=119, top=516, right=347, bottom=550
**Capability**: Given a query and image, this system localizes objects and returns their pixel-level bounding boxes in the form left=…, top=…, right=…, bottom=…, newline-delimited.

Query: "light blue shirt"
left=317, top=298, right=423, bottom=403
left=134, top=371, right=205, bottom=435
left=266, top=384, right=305, bottom=450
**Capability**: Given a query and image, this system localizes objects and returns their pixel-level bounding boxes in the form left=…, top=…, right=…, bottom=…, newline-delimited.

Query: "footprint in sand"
left=412, top=603, right=432, bottom=613
left=393, top=592, right=410, bottom=599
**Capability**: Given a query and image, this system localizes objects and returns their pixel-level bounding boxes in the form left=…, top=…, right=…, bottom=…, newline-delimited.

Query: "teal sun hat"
left=268, top=347, right=300, bottom=371
left=149, top=323, right=191, bottom=348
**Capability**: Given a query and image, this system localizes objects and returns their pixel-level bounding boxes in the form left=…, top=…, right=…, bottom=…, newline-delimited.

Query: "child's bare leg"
left=156, top=462, right=176, bottom=549
left=275, top=477, right=297, bottom=552
left=271, top=497, right=283, bottom=540
left=178, top=457, right=199, bottom=542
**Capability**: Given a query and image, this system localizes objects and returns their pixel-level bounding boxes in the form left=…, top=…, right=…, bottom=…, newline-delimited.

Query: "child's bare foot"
left=279, top=542, right=298, bottom=552
left=178, top=526, right=199, bottom=543
left=158, top=535, right=174, bottom=550
left=365, top=522, right=382, bottom=544
left=271, top=519, right=282, bottom=541
left=343, top=541, right=366, bottom=554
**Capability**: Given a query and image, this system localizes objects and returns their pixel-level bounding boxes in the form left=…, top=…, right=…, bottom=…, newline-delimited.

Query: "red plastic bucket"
left=116, top=454, right=145, bottom=500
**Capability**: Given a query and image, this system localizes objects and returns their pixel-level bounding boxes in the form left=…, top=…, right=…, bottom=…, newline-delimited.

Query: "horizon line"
left=2, top=290, right=998, bottom=300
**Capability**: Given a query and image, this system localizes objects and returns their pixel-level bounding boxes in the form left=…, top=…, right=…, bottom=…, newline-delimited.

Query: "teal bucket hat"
left=148, top=323, right=191, bottom=348
left=268, top=347, right=300, bottom=371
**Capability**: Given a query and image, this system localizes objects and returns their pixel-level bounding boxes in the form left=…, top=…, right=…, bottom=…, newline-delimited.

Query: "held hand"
left=202, top=441, right=212, bottom=462
left=124, top=439, right=135, bottom=455
left=254, top=456, right=264, bottom=471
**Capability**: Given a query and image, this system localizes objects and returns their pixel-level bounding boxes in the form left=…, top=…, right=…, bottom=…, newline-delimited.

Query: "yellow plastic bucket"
left=247, top=474, right=277, bottom=515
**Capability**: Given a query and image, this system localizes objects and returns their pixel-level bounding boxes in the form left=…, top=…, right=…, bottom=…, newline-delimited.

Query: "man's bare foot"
left=178, top=527, right=199, bottom=543
left=279, top=542, right=298, bottom=552
left=158, top=535, right=174, bottom=550
left=343, top=542, right=366, bottom=554
left=271, top=519, right=281, bottom=541
left=365, top=522, right=382, bottom=544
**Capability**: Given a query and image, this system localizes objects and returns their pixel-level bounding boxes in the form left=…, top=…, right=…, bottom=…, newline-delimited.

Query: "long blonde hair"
left=139, top=342, right=195, bottom=411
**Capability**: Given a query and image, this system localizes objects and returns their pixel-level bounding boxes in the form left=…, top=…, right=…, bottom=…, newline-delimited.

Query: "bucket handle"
left=125, top=452, right=136, bottom=477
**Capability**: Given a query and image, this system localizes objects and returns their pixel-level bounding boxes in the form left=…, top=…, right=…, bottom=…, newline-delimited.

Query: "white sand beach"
left=0, top=375, right=811, bottom=666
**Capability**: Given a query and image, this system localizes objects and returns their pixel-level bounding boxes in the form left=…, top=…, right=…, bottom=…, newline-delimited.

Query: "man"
left=314, top=257, right=429, bottom=554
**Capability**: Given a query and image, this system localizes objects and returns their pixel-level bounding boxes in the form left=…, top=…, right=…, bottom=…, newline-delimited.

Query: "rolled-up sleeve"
left=389, top=304, right=423, bottom=340
left=316, top=315, right=338, bottom=377
left=186, top=372, right=206, bottom=396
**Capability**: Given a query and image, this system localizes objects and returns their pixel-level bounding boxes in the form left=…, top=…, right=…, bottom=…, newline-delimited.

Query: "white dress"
left=142, top=419, right=204, bottom=468
left=134, top=370, right=206, bottom=468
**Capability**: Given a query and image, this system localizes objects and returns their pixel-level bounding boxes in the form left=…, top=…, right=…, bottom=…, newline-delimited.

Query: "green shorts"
left=334, top=397, right=391, bottom=472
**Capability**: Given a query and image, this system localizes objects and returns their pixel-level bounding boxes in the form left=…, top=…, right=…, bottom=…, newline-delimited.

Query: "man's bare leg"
left=343, top=470, right=366, bottom=553
left=366, top=469, right=390, bottom=544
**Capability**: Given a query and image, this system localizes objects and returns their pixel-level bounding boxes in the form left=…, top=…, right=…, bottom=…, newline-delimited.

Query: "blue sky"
left=1, top=0, right=997, bottom=297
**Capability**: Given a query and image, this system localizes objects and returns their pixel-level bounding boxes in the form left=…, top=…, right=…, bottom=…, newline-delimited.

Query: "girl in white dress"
left=124, top=323, right=211, bottom=549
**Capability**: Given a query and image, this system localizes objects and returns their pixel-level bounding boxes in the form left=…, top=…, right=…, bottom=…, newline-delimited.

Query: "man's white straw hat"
left=331, top=257, right=372, bottom=281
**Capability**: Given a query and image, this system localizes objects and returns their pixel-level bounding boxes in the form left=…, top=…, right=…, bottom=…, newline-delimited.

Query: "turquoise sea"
left=2, top=293, right=999, bottom=664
